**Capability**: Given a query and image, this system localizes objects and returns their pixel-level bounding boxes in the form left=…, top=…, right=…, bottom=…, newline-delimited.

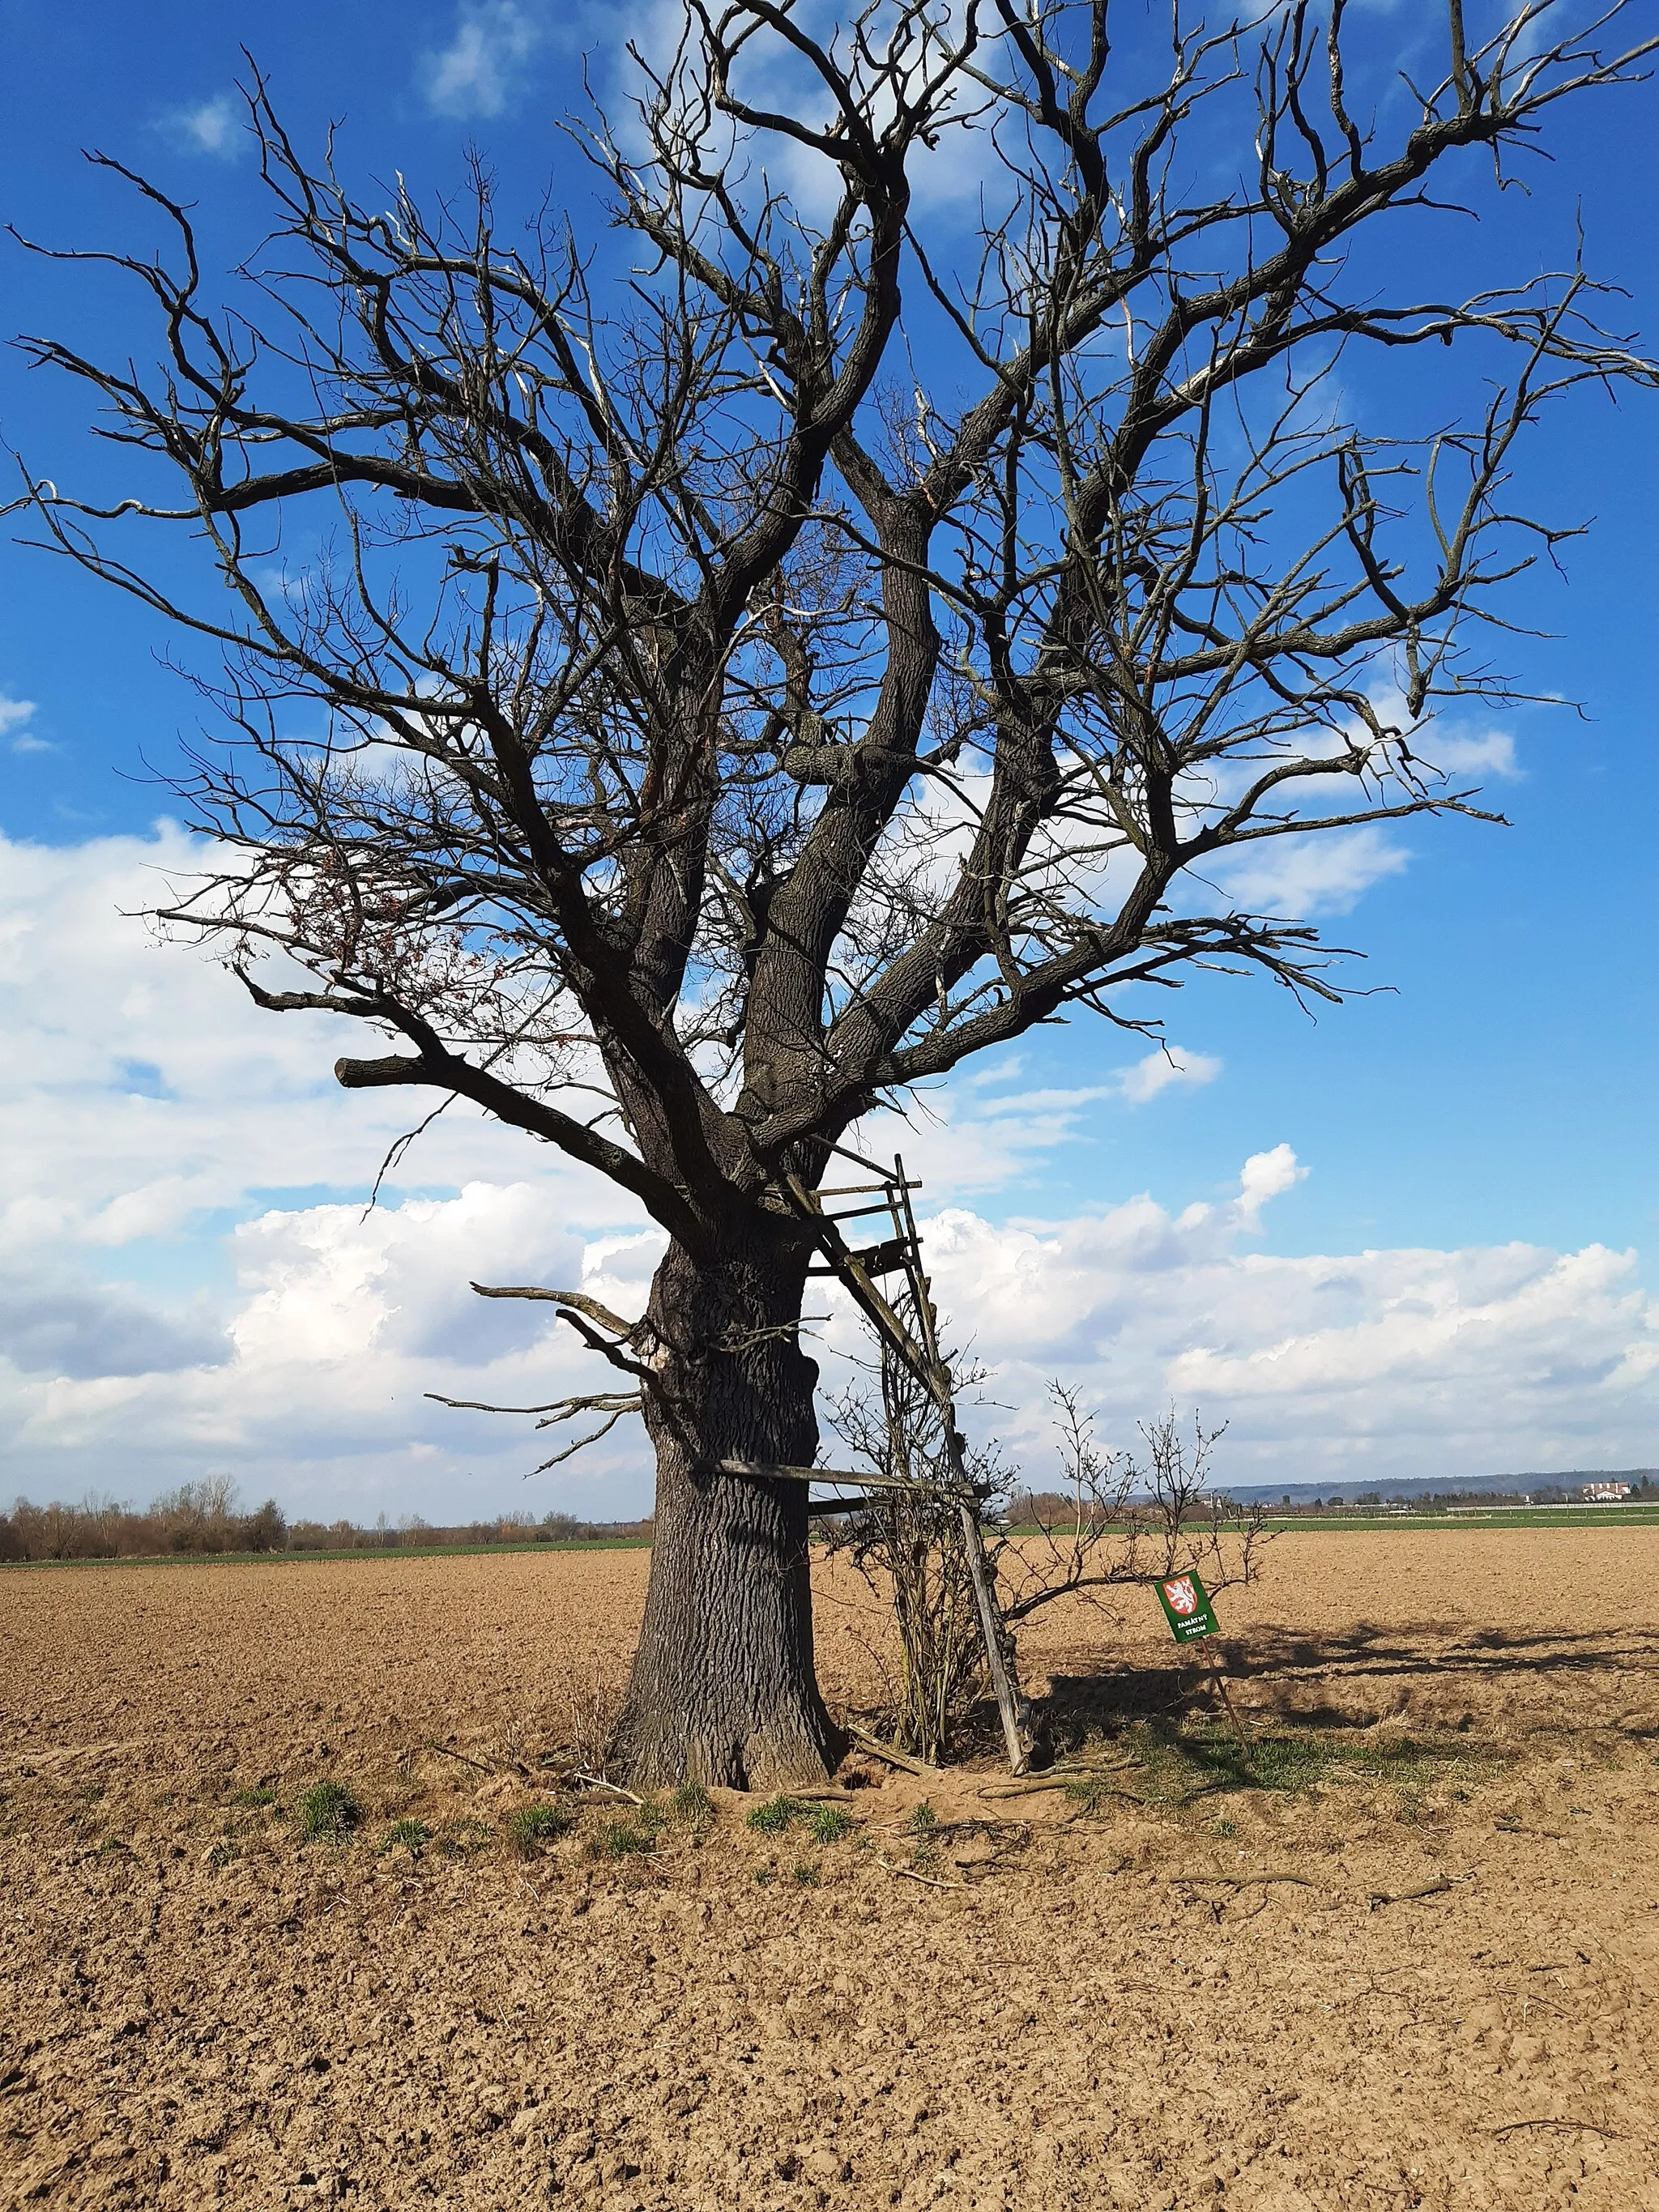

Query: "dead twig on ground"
left=875, top=1856, right=966, bottom=1891
left=847, top=1727, right=944, bottom=1779
left=421, top=1738, right=499, bottom=1778
left=1174, top=1871, right=1318, bottom=1890
left=1367, top=1876, right=1453, bottom=1909
left=979, top=1758, right=1140, bottom=1797
left=574, top=1771, right=646, bottom=1806
left=979, top=1776, right=1083, bottom=1798
left=1487, top=2118, right=1619, bottom=2141
left=1170, top=1779, right=1233, bottom=1806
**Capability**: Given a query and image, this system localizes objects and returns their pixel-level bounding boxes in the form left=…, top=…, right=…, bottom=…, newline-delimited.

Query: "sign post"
left=1154, top=1569, right=1250, bottom=1758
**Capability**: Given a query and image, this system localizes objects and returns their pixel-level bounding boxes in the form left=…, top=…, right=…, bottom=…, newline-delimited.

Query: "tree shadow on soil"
left=1026, top=1621, right=1659, bottom=1762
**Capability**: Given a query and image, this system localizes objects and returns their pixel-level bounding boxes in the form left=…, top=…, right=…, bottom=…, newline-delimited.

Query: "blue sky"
left=2, top=1, right=1657, bottom=1516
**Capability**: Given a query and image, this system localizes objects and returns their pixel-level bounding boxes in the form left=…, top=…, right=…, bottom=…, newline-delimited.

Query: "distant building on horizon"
left=1581, top=1481, right=1633, bottom=1503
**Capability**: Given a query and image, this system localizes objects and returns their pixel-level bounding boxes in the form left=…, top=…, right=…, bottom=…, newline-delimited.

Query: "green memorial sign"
left=1155, top=1567, right=1220, bottom=1643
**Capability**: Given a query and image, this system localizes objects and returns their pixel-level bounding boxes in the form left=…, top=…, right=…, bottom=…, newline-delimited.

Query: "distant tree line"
left=1004, top=1489, right=1240, bottom=1529
left=0, top=1482, right=651, bottom=1562
left=1270, top=1477, right=1659, bottom=1511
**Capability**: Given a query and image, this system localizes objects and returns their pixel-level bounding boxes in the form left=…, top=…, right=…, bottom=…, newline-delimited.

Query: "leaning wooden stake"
left=1206, top=1653, right=1252, bottom=1761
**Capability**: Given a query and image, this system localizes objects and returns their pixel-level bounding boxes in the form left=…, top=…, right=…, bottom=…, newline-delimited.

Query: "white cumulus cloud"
left=892, top=1163, right=1659, bottom=1494
left=0, top=824, right=646, bottom=1512
left=1115, top=1045, right=1222, bottom=1106
left=2, top=826, right=1656, bottom=1517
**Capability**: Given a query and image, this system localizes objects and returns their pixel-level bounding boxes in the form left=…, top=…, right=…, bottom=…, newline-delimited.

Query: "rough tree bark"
left=613, top=1234, right=839, bottom=1788
left=13, top=2, right=1654, bottom=1784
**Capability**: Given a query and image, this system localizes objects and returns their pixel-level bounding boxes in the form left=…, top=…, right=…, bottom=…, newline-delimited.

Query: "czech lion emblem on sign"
left=1162, top=1575, right=1198, bottom=1616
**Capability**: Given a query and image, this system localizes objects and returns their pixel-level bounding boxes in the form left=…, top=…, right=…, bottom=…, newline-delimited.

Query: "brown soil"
left=2, top=1531, right=1657, bottom=2211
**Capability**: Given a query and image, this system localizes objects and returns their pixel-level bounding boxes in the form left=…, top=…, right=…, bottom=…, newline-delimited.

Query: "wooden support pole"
left=1207, top=1650, right=1252, bottom=1761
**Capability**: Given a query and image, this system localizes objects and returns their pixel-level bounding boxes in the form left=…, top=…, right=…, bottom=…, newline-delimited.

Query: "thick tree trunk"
left=609, top=1230, right=842, bottom=1789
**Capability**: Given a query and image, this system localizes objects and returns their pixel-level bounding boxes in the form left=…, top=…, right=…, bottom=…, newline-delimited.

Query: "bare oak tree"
left=12, top=2, right=1654, bottom=1784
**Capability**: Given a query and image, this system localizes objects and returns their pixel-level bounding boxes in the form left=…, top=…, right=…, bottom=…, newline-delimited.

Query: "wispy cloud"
left=159, top=94, right=241, bottom=160
left=1364, top=681, right=1524, bottom=785
left=421, top=0, right=546, bottom=118
left=1213, top=823, right=1411, bottom=919
left=842, top=1068, right=1114, bottom=1199
left=1422, top=728, right=1522, bottom=782
left=0, top=693, right=49, bottom=756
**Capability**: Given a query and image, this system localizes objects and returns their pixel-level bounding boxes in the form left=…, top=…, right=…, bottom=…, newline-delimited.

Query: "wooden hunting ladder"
left=722, top=1144, right=1037, bottom=1775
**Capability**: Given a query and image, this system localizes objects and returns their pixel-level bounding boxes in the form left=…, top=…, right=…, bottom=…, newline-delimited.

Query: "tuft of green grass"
left=747, top=1792, right=804, bottom=1834
left=293, top=1779, right=360, bottom=1842
left=791, top=1860, right=821, bottom=1887
left=232, top=1784, right=277, bottom=1809
left=381, top=1818, right=433, bottom=1858
left=599, top=1818, right=658, bottom=1859
left=753, top=1864, right=777, bottom=1887
left=672, top=1779, right=714, bottom=1839
left=808, top=1804, right=853, bottom=1845
left=505, top=1803, right=572, bottom=1856
left=207, top=1839, right=241, bottom=1869
left=907, top=1800, right=937, bottom=1836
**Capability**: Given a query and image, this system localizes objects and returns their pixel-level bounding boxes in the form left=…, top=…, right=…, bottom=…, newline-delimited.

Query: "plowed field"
left=2, top=1530, right=1657, bottom=2211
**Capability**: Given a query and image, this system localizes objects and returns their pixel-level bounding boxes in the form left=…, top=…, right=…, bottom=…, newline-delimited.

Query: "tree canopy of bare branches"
left=13, top=1, right=1655, bottom=1784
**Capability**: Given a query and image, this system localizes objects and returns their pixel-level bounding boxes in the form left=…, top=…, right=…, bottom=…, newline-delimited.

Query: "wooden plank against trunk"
left=806, top=1235, right=910, bottom=1279
left=716, top=1457, right=978, bottom=1501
